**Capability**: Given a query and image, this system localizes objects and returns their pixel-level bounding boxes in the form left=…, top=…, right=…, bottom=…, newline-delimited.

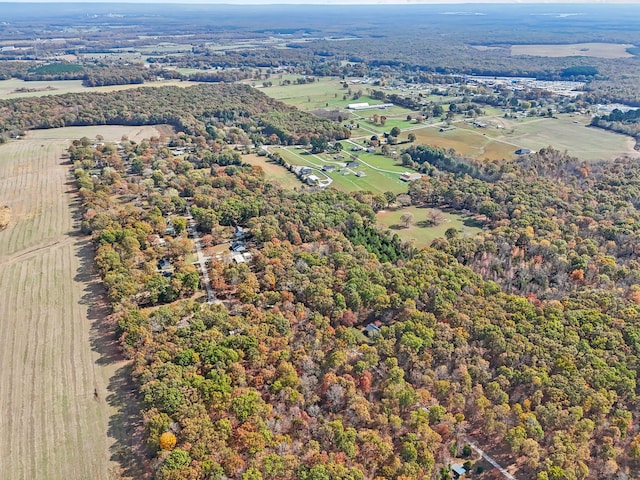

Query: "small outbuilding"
left=400, top=172, right=422, bottom=182
left=515, top=148, right=532, bottom=155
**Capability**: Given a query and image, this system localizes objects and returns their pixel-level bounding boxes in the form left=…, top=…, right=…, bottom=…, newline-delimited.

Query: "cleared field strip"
left=0, top=126, right=161, bottom=480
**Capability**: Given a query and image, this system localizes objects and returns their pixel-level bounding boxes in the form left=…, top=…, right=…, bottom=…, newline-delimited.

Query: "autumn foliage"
left=159, top=432, right=177, bottom=451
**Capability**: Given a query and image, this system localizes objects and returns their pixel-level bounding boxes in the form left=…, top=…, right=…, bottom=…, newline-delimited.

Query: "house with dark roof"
left=231, top=240, right=247, bottom=253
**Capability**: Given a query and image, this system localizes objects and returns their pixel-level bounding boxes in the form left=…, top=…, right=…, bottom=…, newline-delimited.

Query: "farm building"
left=347, top=102, right=394, bottom=110
left=400, top=172, right=422, bottom=182
left=322, top=165, right=336, bottom=172
left=299, top=166, right=313, bottom=175
left=306, top=175, right=320, bottom=185
left=346, top=161, right=360, bottom=168
left=347, top=102, right=371, bottom=110
left=515, top=148, right=533, bottom=155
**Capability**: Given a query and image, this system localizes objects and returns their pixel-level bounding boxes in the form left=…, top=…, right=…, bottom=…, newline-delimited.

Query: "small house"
left=300, top=166, right=313, bottom=175
left=322, top=165, right=336, bottom=172
left=234, top=225, right=245, bottom=238
left=451, top=463, right=466, bottom=479
left=364, top=323, right=381, bottom=336
left=158, top=258, right=171, bottom=270
left=306, top=174, right=320, bottom=185
left=365, top=147, right=376, bottom=153
left=346, top=161, right=360, bottom=168
left=232, top=253, right=246, bottom=264
left=355, top=171, right=366, bottom=177
left=231, top=241, right=247, bottom=253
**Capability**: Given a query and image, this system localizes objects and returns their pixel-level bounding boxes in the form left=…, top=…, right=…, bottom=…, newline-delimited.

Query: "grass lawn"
left=242, top=153, right=304, bottom=189
left=409, top=124, right=519, bottom=160
left=257, top=77, right=348, bottom=109
left=274, top=147, right=409, bottom=195
left=377, top=206, right=483, bottom=248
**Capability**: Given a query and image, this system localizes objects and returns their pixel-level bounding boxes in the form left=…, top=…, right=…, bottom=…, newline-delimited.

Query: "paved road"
left=185, top=205, right=216, bottom=304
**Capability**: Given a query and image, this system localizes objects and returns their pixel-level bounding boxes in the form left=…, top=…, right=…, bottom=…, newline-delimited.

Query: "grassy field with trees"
left=376, top=206, right=483, bottom=248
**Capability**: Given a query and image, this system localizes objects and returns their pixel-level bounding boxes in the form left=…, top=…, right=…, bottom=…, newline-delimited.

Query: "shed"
left=515, top=148, right=532, bottom=155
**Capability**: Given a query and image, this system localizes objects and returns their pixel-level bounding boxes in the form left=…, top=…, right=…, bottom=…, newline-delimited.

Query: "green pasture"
left=377, top=206, right=483, bottom=248
left=495, top=115, right=637, bottom=161
left=274, top=146, right=409, bottom=195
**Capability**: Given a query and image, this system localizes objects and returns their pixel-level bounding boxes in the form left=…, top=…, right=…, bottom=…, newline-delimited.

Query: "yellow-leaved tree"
left=159, top=431, right=177, bottom=450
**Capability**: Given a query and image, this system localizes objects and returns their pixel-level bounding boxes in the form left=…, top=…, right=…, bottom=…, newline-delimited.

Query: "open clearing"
left=408, top=115, right=638, bottom=161
left=0, top=125, right=165, bottom=480
left=377, top=206, right=483, bottom=247
left=0, top=78, right=195, bottom=100
left=242, top=153, right=304, bottom=189
left=510, top=42, right=634, bottom=58
left=274, top=146, right=409, bottom=195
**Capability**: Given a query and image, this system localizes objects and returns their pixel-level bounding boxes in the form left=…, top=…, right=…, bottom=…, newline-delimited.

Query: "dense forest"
left=0, top=84, right=350, bottom=143
left=71, top=111, right=640, bottom=479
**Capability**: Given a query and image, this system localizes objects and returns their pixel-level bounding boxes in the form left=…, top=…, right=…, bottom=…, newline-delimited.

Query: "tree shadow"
left=415, top=220, right=435, bottom=228
left=106, top=363, right=151, bottom=479
left=66, top=167, right=150, bottom=479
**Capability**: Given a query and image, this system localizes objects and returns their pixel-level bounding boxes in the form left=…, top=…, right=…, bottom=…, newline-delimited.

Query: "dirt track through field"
left=0, top=126, right=164, bottom=480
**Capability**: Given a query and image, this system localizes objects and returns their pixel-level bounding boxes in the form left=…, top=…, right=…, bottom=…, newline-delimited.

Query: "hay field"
left=0, top=125, right=164, bottom=480
left=497, top=116, right=639, bottom=161
left=511, top=43, right=634, bottom=58
left=0, top=78, right=192, bottom=100
left=409, top=124, right=519, bottom=160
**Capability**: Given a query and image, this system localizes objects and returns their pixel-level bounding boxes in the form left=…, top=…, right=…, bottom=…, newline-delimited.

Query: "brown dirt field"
left=0, top=126, right=157, bottom=480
